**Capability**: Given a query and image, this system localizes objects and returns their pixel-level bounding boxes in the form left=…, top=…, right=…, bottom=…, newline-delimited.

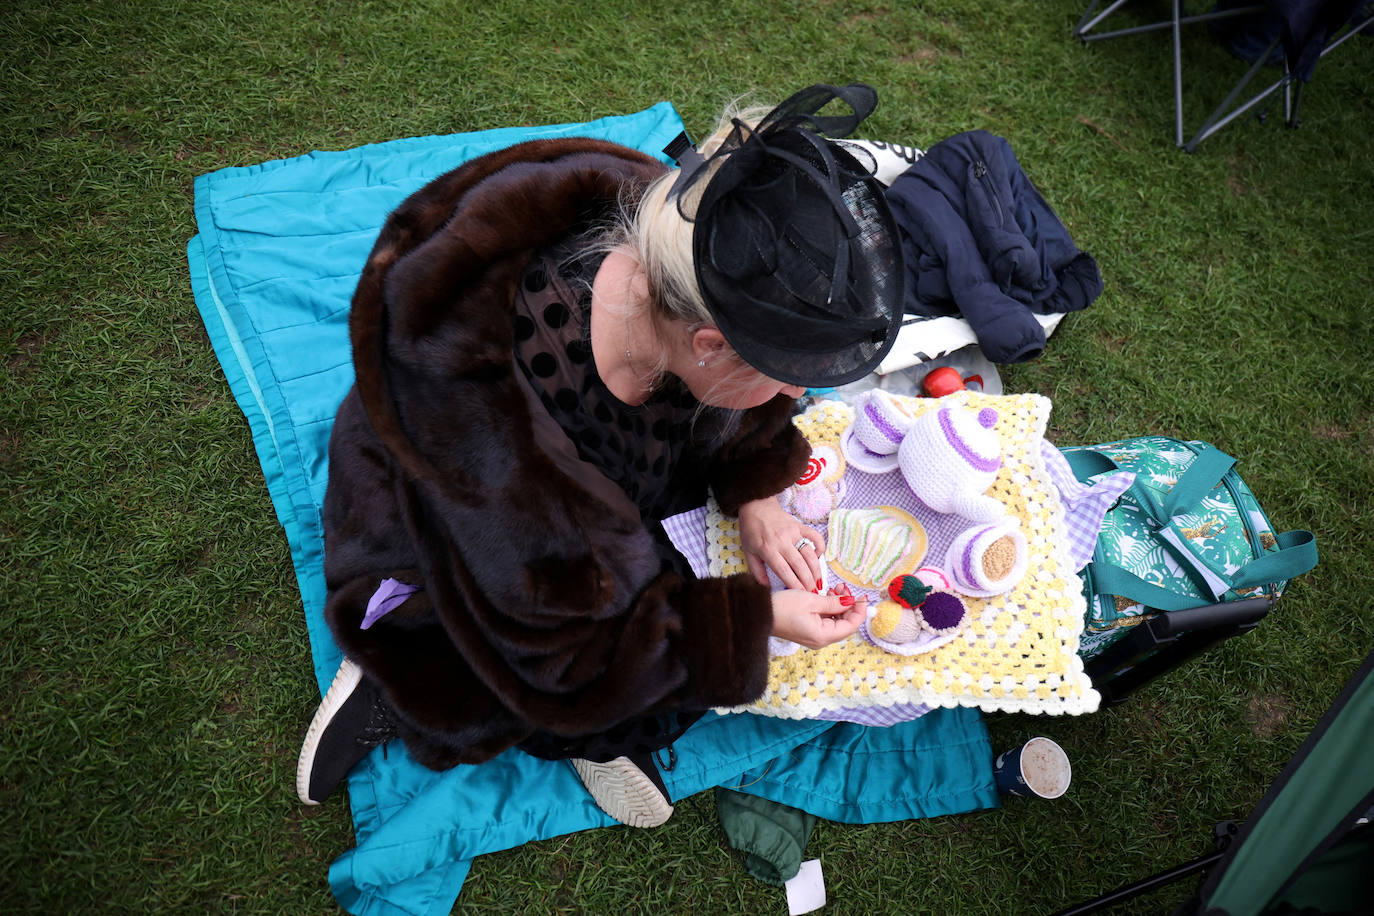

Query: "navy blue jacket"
left=885, top=130, right=1102, bottom=363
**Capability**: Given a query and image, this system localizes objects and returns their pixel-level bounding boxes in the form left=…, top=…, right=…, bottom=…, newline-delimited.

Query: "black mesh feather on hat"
left=664, top=83, right=905, bottom=388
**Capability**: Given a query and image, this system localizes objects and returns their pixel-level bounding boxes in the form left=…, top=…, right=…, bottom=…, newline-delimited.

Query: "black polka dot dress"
left=511, top=238, right=721, bottom=548
left=511, top=237, right=731, bottom=759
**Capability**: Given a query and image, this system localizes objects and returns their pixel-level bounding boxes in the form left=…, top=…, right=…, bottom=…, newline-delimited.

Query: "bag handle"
left=1229, top=529, right=1319, bottom=589
left=1161, top=445, right=1235, bottom=519
left=1065, top=442, right=1236, bottom=524
left=1122, top=444, right=1236, bottom=525
left=1134, top=446, right=1316, bottom=595
left=1087, top=563, right=1209, bottom=612
left=1062, top=447, right=1120, bottom=482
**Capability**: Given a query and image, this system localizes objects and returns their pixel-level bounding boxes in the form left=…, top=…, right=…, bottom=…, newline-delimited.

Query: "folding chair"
left=1074, top=1, right=1374, bottom=151
left=1055, top=647, right=1374, bottom=915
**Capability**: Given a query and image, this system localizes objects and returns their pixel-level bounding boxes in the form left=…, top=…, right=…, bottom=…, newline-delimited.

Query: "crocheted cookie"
left=913, top=566, right=952, bottom=591
left=824, top=505, right=927, bottom=588
left=913, top=591, right=969, bottom=636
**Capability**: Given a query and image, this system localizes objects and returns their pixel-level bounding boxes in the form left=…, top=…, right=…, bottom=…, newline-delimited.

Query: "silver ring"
left=795, top=538, right=813, bottom=551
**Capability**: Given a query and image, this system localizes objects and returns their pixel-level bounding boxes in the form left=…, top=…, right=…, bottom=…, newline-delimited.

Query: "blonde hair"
left=613, top=100, right=779, bottom=399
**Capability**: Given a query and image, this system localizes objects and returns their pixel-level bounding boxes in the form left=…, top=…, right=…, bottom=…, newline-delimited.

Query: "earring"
left=698, top=359, right=706, bottom=368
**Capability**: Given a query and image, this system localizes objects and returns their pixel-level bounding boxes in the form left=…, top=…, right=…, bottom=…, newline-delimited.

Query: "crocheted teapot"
left=840, top=390, right=1006, bottom=523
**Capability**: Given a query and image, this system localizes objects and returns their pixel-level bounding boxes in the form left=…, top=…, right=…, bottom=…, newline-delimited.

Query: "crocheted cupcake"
left=824, top=506, right=927, bottom=588
left=779, top=444, right=846, bottom=524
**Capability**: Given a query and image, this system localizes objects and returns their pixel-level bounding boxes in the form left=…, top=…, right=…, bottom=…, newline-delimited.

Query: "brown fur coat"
left=323, top=138, right=810, bottom=768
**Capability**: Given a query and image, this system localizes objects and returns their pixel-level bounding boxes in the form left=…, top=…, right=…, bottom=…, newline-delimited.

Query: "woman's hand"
left=770, top=583, right=868, bottom=650
left=737, top=496, right=826, bottom=592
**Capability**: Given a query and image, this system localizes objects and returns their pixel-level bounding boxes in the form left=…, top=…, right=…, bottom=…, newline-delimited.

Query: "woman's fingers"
left=752, top=544, right=823, bottom=593
left=795, top=527, right=826, bottom=590
left=785, top=540, right=819, bottom=592
left=744, top=551, right=771, bottom=587
left=827, top=588, right=867, bottom=623
left=818, top=587, right=866, bottom=641
left=772, top=588, right=868, bottom=648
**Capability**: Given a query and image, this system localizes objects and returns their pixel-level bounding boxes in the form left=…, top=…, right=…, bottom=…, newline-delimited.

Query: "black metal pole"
left=1050, top=849, right=1225, bottom=916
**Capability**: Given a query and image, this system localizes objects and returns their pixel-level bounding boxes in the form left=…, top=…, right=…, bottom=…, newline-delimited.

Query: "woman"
left=296, top=83, right=906, bottom=827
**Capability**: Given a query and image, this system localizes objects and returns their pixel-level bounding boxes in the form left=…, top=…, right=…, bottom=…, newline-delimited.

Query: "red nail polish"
left=839, top=596, right=854, bottom=607
left=816, top=579, right=824, bottom=590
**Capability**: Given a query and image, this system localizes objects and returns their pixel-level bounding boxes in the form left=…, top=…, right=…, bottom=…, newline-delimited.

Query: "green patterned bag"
left=1061, top=437, right=1318, bottom=658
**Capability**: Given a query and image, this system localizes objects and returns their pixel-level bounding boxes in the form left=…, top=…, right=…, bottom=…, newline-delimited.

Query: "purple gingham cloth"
left=661, top=443, right=1131, bottom=579
left=812, top=702, right=933, bottom=725
left=659, top=441, right=1132, bottom=727
left=1037, top=441, right=1134, bottom=572
left=661, top=507, right=712, bottom=578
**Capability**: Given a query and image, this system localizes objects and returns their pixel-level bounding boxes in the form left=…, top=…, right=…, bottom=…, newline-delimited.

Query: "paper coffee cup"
left=993, top=737, right=1071, bottom=799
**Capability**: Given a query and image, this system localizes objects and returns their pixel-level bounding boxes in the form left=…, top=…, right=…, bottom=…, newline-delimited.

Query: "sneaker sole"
left=571, top=756, right=674, bottom=828
left=295, top=658, right=364, bottom=805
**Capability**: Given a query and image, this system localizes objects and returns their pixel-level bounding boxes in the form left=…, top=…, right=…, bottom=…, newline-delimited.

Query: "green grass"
left=2, top=0, right=1371, bottom=912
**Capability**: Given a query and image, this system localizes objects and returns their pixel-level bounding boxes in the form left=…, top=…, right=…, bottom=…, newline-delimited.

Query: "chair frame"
left=1074, top=0, right=1374, bottom=152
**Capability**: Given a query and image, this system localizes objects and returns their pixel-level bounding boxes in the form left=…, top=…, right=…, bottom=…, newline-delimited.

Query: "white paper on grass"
left=785, top=859, right=827, bottom=915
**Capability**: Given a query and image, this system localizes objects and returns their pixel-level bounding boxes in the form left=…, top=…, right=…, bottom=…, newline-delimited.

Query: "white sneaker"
left=571, top=754, right=674, bottom=828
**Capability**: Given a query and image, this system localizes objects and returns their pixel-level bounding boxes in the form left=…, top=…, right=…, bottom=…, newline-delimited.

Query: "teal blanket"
left=187, top=104, right=997, bottom=915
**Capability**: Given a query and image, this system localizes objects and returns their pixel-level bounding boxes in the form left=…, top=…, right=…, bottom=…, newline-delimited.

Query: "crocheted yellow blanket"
left=710, top=392, right=1100, bottom=718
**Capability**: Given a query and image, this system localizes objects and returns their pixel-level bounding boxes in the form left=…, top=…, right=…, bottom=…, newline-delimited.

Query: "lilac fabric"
left=661, top=508, right=712, bottom=578
left=661, top=442, right=1129, bottom=579
left=360, top=578, right=421, bottom=630
left=813, top=703, right=932, bottom=725
left=1036, top=441, right=1134, bottom=573
left=658, top=436, right=1132, bottom=727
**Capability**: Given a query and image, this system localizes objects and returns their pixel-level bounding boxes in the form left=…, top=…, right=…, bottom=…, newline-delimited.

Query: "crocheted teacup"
left=946, top=519, right=1028, bottom=596
left=839, top=389, right=911, bottom=473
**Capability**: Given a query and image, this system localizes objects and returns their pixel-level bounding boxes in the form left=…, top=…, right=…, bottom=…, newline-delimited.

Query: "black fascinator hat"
left=664, top=83, right=904, bottom=388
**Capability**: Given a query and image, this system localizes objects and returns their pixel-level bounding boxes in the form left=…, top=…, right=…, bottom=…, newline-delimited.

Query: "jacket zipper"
left=973, top=160, right=1005, bottom=225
